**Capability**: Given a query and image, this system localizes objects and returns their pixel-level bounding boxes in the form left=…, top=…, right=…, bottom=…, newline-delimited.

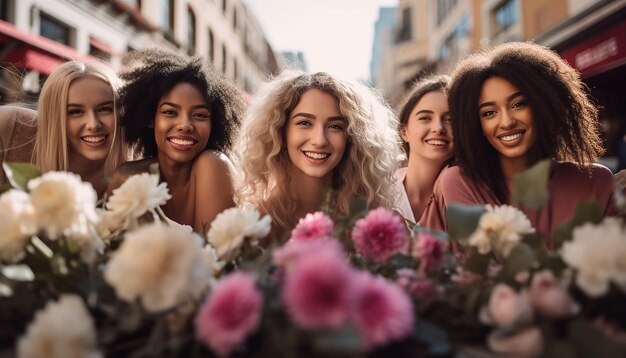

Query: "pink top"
left=419, top=162, right=616, bottom=238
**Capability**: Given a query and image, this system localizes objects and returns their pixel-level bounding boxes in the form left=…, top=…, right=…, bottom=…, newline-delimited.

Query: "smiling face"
left=66, top=76, right=115, bottom=165
left=401, top=90, right=453, bottom=163
left=154, top=82, right=211, bottom=166
left=478, top=76, right=536, bottom=170
left=285, top=88, right=348, bottom=184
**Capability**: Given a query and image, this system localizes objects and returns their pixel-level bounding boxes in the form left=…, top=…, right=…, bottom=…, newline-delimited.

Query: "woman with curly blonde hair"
left=234, top=70, right=402, bottom=238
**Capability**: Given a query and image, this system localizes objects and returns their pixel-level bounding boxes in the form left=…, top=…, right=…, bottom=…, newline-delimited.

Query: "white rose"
left=104, top=223, right=210, bottom=312
left=28, top=172, right=98, bottom=239
left=468, top=205, right=534, bottom=257
left=17, top=294, right=101, bottom=358
left=207, top=207, right=272, bottom=262
left=0, top=190, right=36, bottom=261
left=481, top=283, right=533, bottom=328
left=561, top=217, right=626, bottom=297
left=106, top=173, right=171, bottom=230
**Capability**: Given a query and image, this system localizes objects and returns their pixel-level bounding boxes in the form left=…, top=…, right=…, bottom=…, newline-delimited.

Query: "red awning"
left=0, top=20, right=96, bottom=75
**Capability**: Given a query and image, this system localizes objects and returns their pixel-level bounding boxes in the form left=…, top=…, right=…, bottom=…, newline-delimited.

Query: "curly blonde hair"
left=234, top=71, right=401, bottom=231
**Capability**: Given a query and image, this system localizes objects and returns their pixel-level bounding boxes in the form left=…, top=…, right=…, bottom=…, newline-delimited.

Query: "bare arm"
left=192, top=151, right=236, bottom=233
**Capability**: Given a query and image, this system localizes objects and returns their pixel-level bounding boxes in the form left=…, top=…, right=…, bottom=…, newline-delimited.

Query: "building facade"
left=0, top=0, right=280, bottom=103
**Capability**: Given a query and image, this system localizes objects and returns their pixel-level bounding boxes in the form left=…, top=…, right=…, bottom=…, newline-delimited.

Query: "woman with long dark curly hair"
left=110, top=48, right=245, bottom=231
left=421, top=42, right=615, bottom=237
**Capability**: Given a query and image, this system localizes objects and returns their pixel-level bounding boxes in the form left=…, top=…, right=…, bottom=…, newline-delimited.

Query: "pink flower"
left=273, top=238, right=345, bottom=273
left=352, top=272, right=414, bottom=348
left=412, top=232, right=448, bottom=272
left=481, top=284, right=533, bottom=328
left=282, top=248, right=354, bottom=329
left=195, top=272, right=263, bottom=357
left=488, top=327, right=543, bottom=357
left=410, top=277, right=442, bottom=305
left=289, top=212, right=335, bottom=241
left=530, top=270, right=579, bottom=318
left=351, top=208, right=407, bottom=264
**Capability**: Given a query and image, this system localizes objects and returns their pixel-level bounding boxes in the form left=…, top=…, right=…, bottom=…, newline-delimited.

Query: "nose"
left=177, top=114, right=194, bottom=132
left=431, top=117, right=446, bottom=134
left=499, top=110, right=516, bottom=129
left=310, top=125, right=328, bottom=147
left=85, top=110, right=102, bottom=131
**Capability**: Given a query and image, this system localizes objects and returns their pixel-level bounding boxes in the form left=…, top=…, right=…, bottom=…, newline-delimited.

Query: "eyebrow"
left=290, top=112, right=346, bottom=122
left=478, top=92, right=524, bottom=110
left=159, top=102, right=209, bottom=110
left=67, top=100, right=114, bottom=107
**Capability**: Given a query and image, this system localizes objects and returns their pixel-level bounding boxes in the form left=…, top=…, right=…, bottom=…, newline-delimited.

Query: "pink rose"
left=481, top=284, right=533, bottom=328
left=195, top=272, right=263, bottom=357
left=530, top=270, right=579, bottom=318
left=289, top=212, right=335, bottom=241
left=412, top=232, right=448, bottom=272
left=351, top=208, right=407, bottom=264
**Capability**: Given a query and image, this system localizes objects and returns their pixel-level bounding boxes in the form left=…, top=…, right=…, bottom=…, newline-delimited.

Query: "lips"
left=424, top=137, right=450, bottom=146
left=167, top=135, right=198, bottom=150
left=497, top=130, right=525, bottom=147
left=303, top=151, right=330, bottom=160
left=81, top=134, right=107, bottom=147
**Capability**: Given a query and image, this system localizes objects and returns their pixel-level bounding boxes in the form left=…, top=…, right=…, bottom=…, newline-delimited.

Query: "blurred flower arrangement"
left=1, top=159, right=625, bottom=357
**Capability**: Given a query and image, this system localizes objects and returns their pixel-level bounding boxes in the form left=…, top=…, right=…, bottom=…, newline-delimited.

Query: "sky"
left=243, top=0, right=399, bottom=82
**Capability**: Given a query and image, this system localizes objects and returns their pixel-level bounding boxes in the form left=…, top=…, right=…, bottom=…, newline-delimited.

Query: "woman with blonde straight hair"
left=234, top=70, right=402, bottom=238
left=33, top=60, right=128, bottom=197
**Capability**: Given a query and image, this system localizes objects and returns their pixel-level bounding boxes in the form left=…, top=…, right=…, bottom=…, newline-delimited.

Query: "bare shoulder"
left=589, top=163, right=614, bottom=184
left=192, top=150, right=235, bottom=181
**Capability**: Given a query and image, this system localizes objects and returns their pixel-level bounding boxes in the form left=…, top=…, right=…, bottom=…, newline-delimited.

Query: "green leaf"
left=568, top=319, right=626, bottom=358
left=313, top=325, right=362, bottom=353
left=464, top=248, right=491, bottom=275
left=511, top=159, right=551, bottom=209
left=413, top=320, right=451, bottom=355
left=541, top=340, right=577, bottom=358
left=500, top=243, right=535, bottom=281
left=148, top=162, right=160, bottom=176
left=349, top=197, right=368, bottom=218
left=0, top=183, right=11, bottom=195
left=552, top=201, right=603, bottom=248
left=445, top=204, right=485, bottom=242
left=2, top=162, right=41, bottom=190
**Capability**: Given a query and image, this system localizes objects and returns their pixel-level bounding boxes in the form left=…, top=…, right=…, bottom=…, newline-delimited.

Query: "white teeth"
left=169, top=138, right=195, bottom=145
left=425, top=140, right=447, bottom=146
left=304, top=151, right=330, bottom=159
left=500, top=133, right=522, bottom=141
left=82, top=136, right=105, bottom=143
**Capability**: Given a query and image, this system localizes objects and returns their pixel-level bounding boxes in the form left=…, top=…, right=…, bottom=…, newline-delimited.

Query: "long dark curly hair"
left=448, top=41, right=604, bottom=203
left=119, top=48, right=244, bottom=158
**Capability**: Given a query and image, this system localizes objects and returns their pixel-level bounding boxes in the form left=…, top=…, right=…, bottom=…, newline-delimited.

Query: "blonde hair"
left=33, top=61, right=127, bottom=176
left=234, top=70, right=401, bottom=231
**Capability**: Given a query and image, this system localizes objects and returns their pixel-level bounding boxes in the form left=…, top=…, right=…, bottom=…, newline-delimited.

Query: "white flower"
left=0, top=190, right=36, bottom=261
left=17, top=294, right=101, bottom=358
left=106, top=173, right=171, bottom=230
left=561, top=217, right=626, bottom=297
left=28, top=172, right=99, bottom=239
left=104, top=223, right=210, bottom=312
left=207, top=207, right=272, bottom=262
left=205, top=244, right=225, bottom=275
left=468, top=205, right=534, bottom=257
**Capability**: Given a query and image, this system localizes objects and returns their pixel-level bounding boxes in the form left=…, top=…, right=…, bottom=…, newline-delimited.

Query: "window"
left=160, top=0, right=174, bottom=32
left=122, top=0, right=141, bottom=8
left=493, top=0, right=517, bottom=34
left=436, top=0, right=458, bottom=26
left=0, top=0, right=8, bottom=21
left=186, top=6, right=196, bottom=55
left=395, top=7, right=412, bottom=43
left=222, top=45, right=227, bottom=74
left=40, top=13, right=71, bottom=46
left=207, top=28, right=214, bottom=63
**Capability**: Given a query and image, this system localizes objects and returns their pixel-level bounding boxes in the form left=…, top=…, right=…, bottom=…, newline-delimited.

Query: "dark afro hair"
left=119, top=48, right=245, bottom=158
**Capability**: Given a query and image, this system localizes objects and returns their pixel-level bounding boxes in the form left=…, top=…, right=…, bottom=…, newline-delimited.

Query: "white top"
left=393, top=167, right=416, bottom=223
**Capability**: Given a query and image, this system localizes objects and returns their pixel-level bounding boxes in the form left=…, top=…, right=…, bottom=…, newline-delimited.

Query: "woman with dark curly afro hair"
left=109, top=48, right=245, bottom=231
left=421, top=42, right=616, bottom=238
